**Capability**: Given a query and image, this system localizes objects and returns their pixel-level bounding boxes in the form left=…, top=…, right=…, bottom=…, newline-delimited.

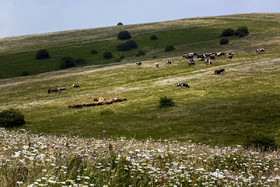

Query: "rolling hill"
left=0, top=13, right=280, bottom=146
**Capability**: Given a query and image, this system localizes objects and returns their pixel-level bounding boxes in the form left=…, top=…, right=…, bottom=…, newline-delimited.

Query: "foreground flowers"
left=0, top=128, right=280, bottom=186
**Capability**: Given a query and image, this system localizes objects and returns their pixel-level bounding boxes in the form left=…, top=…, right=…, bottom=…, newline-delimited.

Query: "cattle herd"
left=47, top=48, right=265, bottom=109
left=68, top=97, right=127, bottom=108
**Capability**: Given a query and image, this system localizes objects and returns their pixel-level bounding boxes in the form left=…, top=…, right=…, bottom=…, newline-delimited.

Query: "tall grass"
left=1, top=128, right=280, bottom=186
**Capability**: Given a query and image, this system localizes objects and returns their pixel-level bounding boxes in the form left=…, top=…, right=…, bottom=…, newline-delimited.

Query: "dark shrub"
left=244, top=134, right=277, bottom=152
left=220, top=38, right=229, bottom=45
left=120, top=55, right=125, bottom=60
left=159, top=96, right=174, bottom=108
left=0, top=108, right=25, bottom=128
left=103, top=52, right=113, bottom=59
left=117, top=22, right=123, bottom=26
left=118, top=31, right=131, bottom=40
left=236, top=26, right=249, bottom=36
left=165, top=45, right=175, bottom=52
left=60, top=57, right=75, bottom=69
left=117, top=40, right=138, bottom=51
left=136, top=50, right=145, bottom=57
left=22, top=71, right=30, bottom=76
left=75, top=59, right=87, bottom=65
left=150, top=35, right=158, bottom=40
left=221, top=28, right=235, bottom=37
left=90, top=50, right=98, bottom=54
left=36, top=49, right=50, bottom=59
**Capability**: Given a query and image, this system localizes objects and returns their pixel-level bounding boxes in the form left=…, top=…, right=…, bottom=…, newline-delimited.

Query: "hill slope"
left=0, top=13, right=280, bottom=146
left=0, top=13, right=280, bottom=79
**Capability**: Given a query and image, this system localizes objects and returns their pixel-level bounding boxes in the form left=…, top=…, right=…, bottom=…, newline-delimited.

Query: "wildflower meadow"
left=1, top=128, right=280, bottom=186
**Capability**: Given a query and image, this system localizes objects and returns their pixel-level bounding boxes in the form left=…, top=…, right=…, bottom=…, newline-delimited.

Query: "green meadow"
left=0, top=13, right=280, bottom=146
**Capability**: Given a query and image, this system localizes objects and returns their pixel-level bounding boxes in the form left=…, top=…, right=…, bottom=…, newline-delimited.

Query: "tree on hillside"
left=60, top=57, right=75, bottom=69
left=117, top=22, right=123, bottom=26
left=221, top=28, right=235, bottom=37
left=117, top=40, right=138, bottom=51
left=118, top=31, right=131, bottom=40
left=36, top=49, right=50, bottom=59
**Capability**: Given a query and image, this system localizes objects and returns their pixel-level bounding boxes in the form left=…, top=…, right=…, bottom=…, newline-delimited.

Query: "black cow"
left=73, top=84, right=80, bottom=88
left=166, top=60, right=172, bottom=65
left=177, top=83, right=190, bottom=88
left=136, top=62, right=142, bottom=66
left=188, top=59, right=195, bottom=66
left=214, top=69, right=225, bottom=74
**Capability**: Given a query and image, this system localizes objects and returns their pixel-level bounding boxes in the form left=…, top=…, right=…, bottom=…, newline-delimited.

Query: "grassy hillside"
left=0, top=13, right=280, bottom=146
left=0, top=13, right=280, bottom=79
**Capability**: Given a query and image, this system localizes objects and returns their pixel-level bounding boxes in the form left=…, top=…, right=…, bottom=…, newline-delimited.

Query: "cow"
left=197, top=54, right=206, bottom=58
left=228, top=55, right=233, bottom=59
left=177, top=83, right=190, bottom=88
left=155, top=63, right=159, bottom=68
left=205, top=59, right=212, bottom=65
left=217, top=52, right=226, bottom=57
left=256, top=48, right=265, bottom=53
left=214, top=69, right=225, bottom=74
left=136, top=62, right=142, bottom=66
left=229, top=52, right=235, bottom=56
left=188, top=59, right=195, bottom=66
left=183, top=52, right=197, bottom=59
left=166, top=60, right=172, bottom=65
left=210, top=54, right=215, bottom=59
left=73, top=84, right=80, bottom=88
left=49, top=88, right=59, bottom=93
left=58, top=87, right=67, bottom=91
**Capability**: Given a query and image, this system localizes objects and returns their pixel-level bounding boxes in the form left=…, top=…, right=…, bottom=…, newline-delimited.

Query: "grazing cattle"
left=51, top=88, right=59, bottom=92
left=48, top=89, right=51, bottom=94
left=136, top=62, right=142, bottom=66
left=188, top=59, right=195, bottom=66
left=229, top=52, right=235, bottom=56
left=183, top=52, right=197, bottom=59
left=210, top=54, right=215, bottom=59
left=58, top=87, right=67, bottom=91
left=256, top=48, right=265, bottom=53
left=197, top=54, right=206, bottom=58
left=217, top=52, right=226, bottom=57
left=177, top=83, right=190, bottom=88
left=205, top=59, right=212, bottom=65
left=166, top=60, right=172, bottom=65
left=198, top=58, right=205, bottom=61
left=229, top=55, right=233, bottom=59
left=155, top=63, right=159, bottom=68
left=73, top=84, right=80, bottom=88
left=214, top=69, right=225, bottom=74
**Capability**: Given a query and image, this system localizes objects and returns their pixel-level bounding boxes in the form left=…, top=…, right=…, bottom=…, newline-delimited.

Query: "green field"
left=0, top=13, right=280, bottom=146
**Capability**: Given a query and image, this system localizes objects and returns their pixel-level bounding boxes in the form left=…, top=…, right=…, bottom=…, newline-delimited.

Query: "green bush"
left=221, top=28, right=235, bottom=37
left=244, top=134, right=277, bottom=152
left=103, top=52, right=113, bottom=59
left=0, top=108, right=25, bottom=128
left=117, top=22, right=123, bottom=26
left=118, top=31, right=131, bottom=40
left=150, top=35, right=158, bottom=40
left=120, top=55, right=125, bottom=60
left=136, top=50, right=145, bottom=57
left=115, top=58, right=121, bottom=62
left=165, top=45, right=175, bottom=52
left=90, top=49, right=98, bottom=54
left=60, top=57, right=76, bottom=69
left=117, top=40, right=138, bottom=51
left=220, top=38, right=229, bottom=45
left=159, top=96, right=174, bottom=108
left=236, top=26, right=249, bottom=36
left=36, top=49, right=50, bottom=59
